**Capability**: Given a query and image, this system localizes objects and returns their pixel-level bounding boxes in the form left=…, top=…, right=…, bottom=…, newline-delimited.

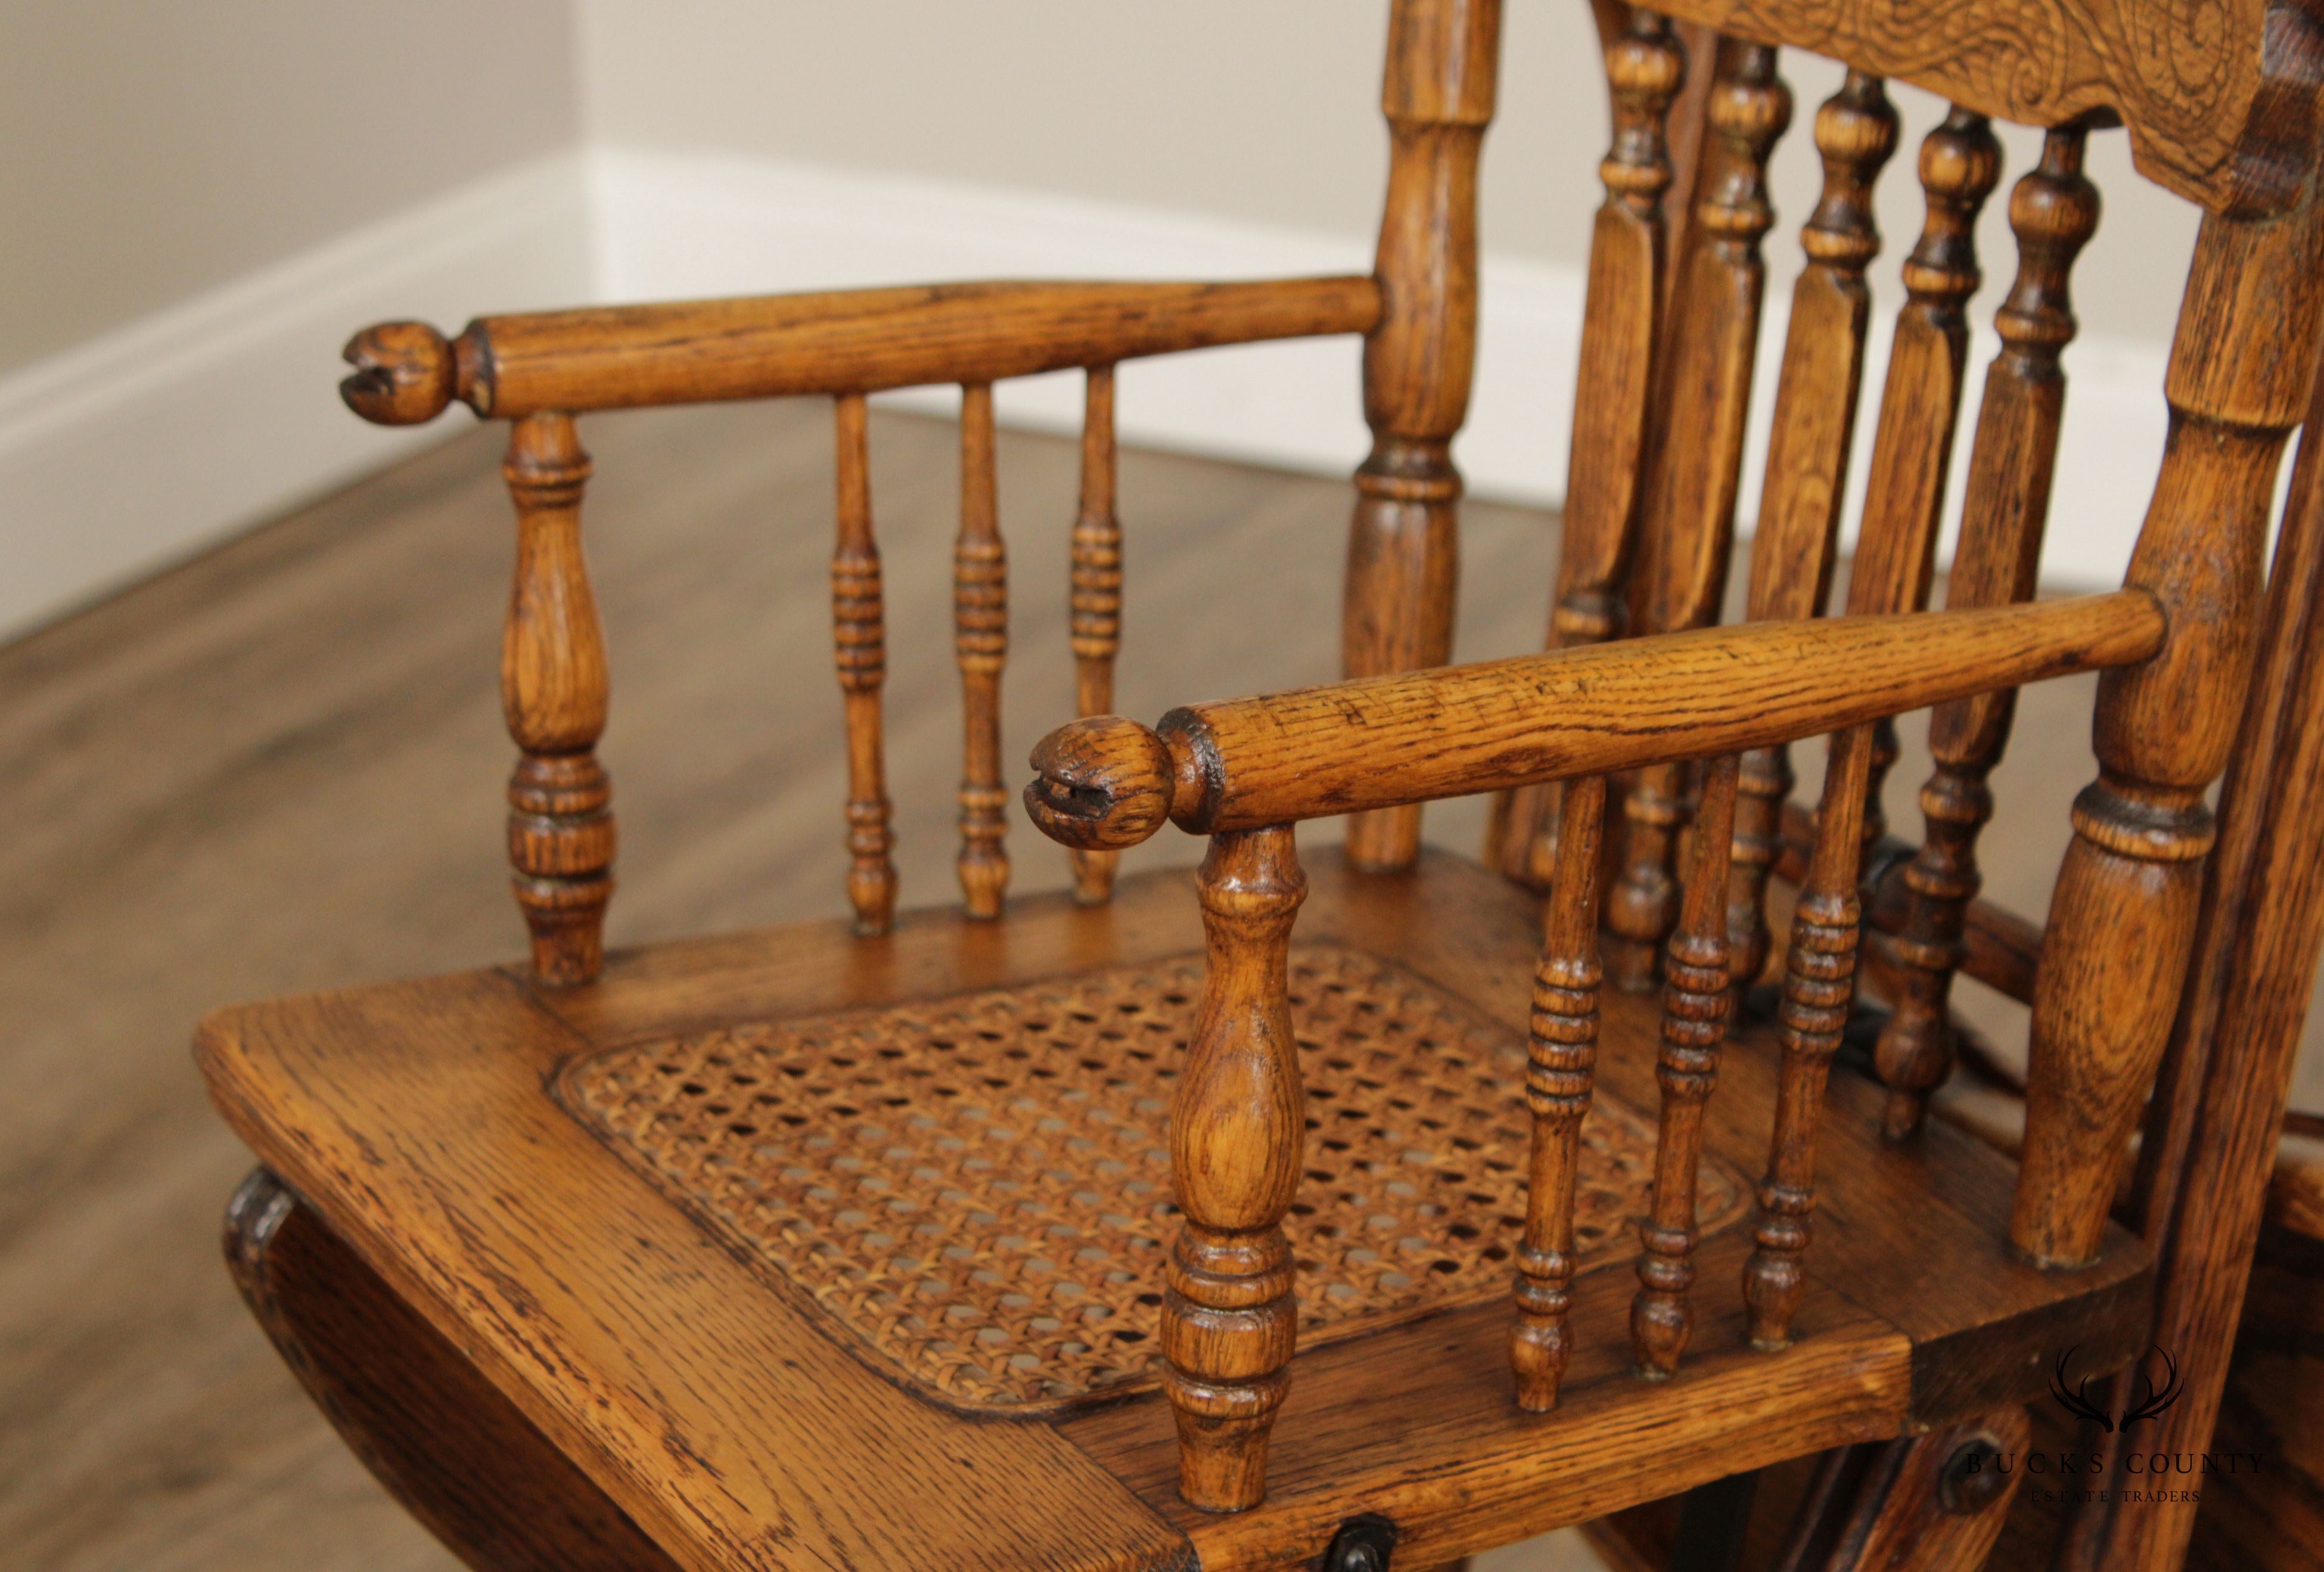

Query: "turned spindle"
left=1163, top=826, right=1308, bottom=1512
left=1070, top=367, right=1126, bottom=904
left=1632, top=752, right=1741, bottom=1377
left=832, top=394, right=897, bottom=936
left=1605, top=44, right=1791, bottom=990
left=1742, top=726, right=1874, bottom=1345
left=501, top=413, right=614, bottom=986
left=1728, top=70, right=1899, bottom=987
left=1494, top=11, right=1682, bottom=884
left=1876, top=128, right=2098, bottom=1138
left=955, top=383, right=1010, bottom=918
left=1513, top=773, right=1609, bottom=1411
left=1343, top=0, right=1500, bottom=872
left=2014, top=192, right=2324, bottom=1268
left=1848, top=107, right=2000, bottom=870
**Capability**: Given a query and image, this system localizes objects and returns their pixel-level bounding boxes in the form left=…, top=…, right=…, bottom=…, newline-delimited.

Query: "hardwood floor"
left=0, top=396, right=2300, bottom=1569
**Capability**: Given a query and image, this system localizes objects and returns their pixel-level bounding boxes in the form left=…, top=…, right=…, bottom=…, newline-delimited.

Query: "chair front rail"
left=338, top=275, right=1382, bottom=424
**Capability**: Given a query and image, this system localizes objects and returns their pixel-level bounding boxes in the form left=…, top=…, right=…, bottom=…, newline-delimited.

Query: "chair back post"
left=2014, top=185, right=2324, bottom=1268
left=1342, top=0, right=1500, bottom=872
left=501, top=412, right=614, bottom=985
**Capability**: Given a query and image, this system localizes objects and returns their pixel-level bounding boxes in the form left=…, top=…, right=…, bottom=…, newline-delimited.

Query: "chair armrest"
left=1026, top=591, right=2163, bottom=849
left=339, top=275, right=1382, bottom=424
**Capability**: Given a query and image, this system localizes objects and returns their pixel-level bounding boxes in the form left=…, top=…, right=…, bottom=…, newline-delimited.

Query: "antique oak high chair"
left=199, top=1, right=2324, bottom=1570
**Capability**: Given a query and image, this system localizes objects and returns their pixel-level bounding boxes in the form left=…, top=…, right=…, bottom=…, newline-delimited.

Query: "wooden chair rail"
left=1643, top=0, right=2324, bottom=216
left=338, top=275, right=1382, bottom=424
left=1027, top=591, right=2161, bottom=849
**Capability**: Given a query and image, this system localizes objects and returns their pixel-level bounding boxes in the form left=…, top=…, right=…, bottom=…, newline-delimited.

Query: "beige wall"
left=573, top=0, right=2200, bottom=347
left=0, top=0, right=579, bottom=375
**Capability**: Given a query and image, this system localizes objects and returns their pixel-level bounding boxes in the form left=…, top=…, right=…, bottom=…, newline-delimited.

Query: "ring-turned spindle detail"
left=955, top=383, right=1010, bottom=918
left=1728, top=70, right=1899, bottom=987
left=1513, top=773, right=1609, bottom=1411
left=501, top=412, right=614, bottom=986
left=1632, top=751, right=1741, bottom=1377
left=1744, top=725, right=1874, bottom=1346
left=1850, top=107, right=2002, bottom=859
left=1070, top=367, right=1125, bottom=904
left=1164, top=826, right=1308, bottom=1512
left=831, top=394, right=896, bottom=936
left=1606, top=44, right=1791, bottom=990
left=1877, top=127, right=2098, bottom=1138
left=1496, top=11, right=1683, bottom=885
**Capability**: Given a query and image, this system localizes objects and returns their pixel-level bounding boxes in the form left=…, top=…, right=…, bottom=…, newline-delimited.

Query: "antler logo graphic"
left=2048, top=1345, right=2184, bottom=1433
left=2118, top=1346, right=2182, bottom=1432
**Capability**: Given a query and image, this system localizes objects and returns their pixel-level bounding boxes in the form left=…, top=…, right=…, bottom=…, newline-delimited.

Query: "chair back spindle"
left=1492, top=10, right=1684, bottom=886
left=832, top=393, right=898, bottom=937
left=1850, top=108, right=2004, bottom=856
left=1875, top=126, right=2099, bottom=1137
left=1725, top=72, right=1900, bottom=986
left=1743, top=721, right=1874, bottom=1344
left=954, top=384, right=1011, bottom=918
left=1069, top=367, right=1125, bottom=904
left=1605, top=43, right=1792, bottom=990
left=1632, top=751, right=1744, bottom=1375
left=501, top=412, right=615, bottom=986
left=1161, top=824, right=1308, bottom=1513
left=1342, top=0, right=1501, bottom=873
left=1735, top=106, right=1999, bottom=1347
left=1511, top=772, right=1610, bottom=1411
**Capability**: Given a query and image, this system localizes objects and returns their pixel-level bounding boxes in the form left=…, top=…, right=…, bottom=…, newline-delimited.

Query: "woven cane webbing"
left=558, top=944, right=1747, bottom=1415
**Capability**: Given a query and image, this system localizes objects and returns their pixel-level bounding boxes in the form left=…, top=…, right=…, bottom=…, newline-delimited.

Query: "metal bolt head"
left=1938, top=1435, right=2011, bottom=1515
left=1322, top=1515, right=1397, bottom=1572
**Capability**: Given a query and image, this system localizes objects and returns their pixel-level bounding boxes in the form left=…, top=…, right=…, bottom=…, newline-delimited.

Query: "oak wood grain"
left=1029, top=594, right=2160, bottom=844
left=343, top=278, right=1383, bottom=424
left=1642, top=0, right=2324, bottom=215
left=1342, top=0, right=1501, bottom=871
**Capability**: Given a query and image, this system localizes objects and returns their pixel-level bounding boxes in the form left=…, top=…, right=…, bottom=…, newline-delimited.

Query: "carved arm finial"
left=340, top=321, right=480, bottom=425
left=1024, top=714, right=1186, bottom=850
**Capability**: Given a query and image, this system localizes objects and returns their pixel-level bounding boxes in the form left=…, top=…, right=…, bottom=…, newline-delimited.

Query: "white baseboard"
left=0, top=154, right=593, bottom=641
left=2, top=142, right=2182, bottom=641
